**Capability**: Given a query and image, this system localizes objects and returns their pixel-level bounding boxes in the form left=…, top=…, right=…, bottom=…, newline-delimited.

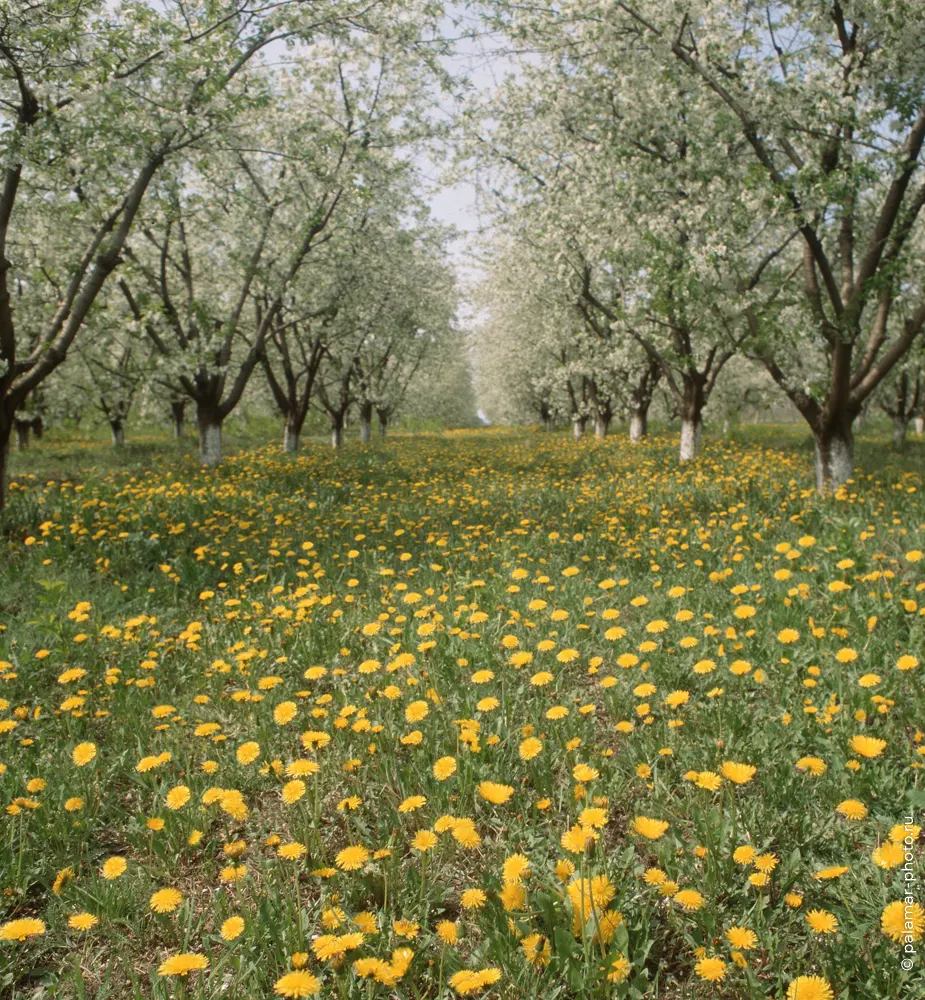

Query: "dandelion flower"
left=721, top=761, right=756, bottom=784
left=274, top=970, right=321, bottom=997
left=0, top=918, right=46, bottom=942
left=502, top=854, right=531, bottom=885
left=814, top=866, right=849, bottom=880
left=674, top=889, right=704, bottom=911
left=694, top=957, right=726, bottom=982
left=165, top=785, right=191, bottom=810
left=796, top=756, right=826, bottom=776
left=335, top=845, right=369, bottom=871
left=882, top=900, right=925, bottom=942
left=872, top=841, right=905, bottom=869
left=150, top=888, right=183, bottom=914
left=805, top=909, right=838, bottom=934
left=221, top=916, right=245, bottom=940
left=787, top=976, right=835, bottom=1000
left=437, top=920, right=457, bottom=945
left=101, top=856, right=127, bottom=880
left=412, top=830, right=438, bottom=852
left=786, top=976, right=834, bottom=1000
left=725, top=926, right=757, bottom=950
left=836, top=799, right=867, bottom=820
left=236, top=741, right=260, bottom=764
left=632, top=816, right=669, bottom=840
left=72, top=742, right=97, bottom=766
left=477, top=781, right=513, bottom=804
left=68, top=913, right=98, bottom=931
left=282, top=780, right=306, bottom=804
left=433, top=757, right=456, bottom=780
left=849, top=735, right=886, bottom=758
left=460, top=888, right=486, bottom=910
left=157, top=953, right=209, bottom=976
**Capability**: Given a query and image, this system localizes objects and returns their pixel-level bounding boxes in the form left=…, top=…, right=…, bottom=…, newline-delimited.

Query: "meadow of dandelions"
left=0, top=430, right=923, bottom=999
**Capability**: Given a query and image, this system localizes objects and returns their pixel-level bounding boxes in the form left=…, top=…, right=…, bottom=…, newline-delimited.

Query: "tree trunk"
left=572, top=416, right=585, bottom=439
left=15, top=419, right=30, bottom=452
left=813, top=423, right=854, bottom=491
left=283, top=415, right=301, bottom=454
left=197, top=406, right=223, bottom=466
left=893, top=415, right=908, bottom=449
left=593, top=414, right=608, bottom=439
left=0, top=416, right=10, bottom=515
left=915, top=416, right=924, bottom=435
left=31, top=416, right=43, bottom=440
left=629, top=407, right=648, bottom=443
left=377, top=410, right=388, bottom=438
left=679, top=378, right=705, bottom=462
left=331, top=412, right=345, bottom=450
left=679, top=416, right=702, bottom=461
left=360, top=402, right=373, bottom=444
left=110, top=420, right=125, bottom=448
left=171, top=401, right=186, bottom=439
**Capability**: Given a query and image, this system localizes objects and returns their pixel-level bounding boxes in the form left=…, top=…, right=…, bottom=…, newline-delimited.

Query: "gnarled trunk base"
left=111, top=422, right=125, bottom=448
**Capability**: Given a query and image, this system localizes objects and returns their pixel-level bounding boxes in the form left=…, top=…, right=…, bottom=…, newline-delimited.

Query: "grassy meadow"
left=0, top=425, right=923, bottom=999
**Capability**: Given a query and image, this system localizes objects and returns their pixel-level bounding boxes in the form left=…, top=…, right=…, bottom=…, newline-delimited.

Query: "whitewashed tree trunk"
left=679, top=417, right=702, bottom=462
left=915, top=416, right=924, bottom=435
left=110, top=421, right=125, bottom=448
left=283, top=418, right=300, bottom=454
left=629, top=409, right=647, bottom=443
left=198, top=413, right=223, bottom=466
left=814, top=430, right=854, bottom=491
left=572, top=417, right=584, bottom=439
left=378, top=412, right=388, bottom=438
left=893, top=416, right=908, bottom=449
left=593, top=415, right=607, bottom=439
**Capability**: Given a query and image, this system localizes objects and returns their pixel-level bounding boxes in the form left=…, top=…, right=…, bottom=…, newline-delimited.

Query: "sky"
left=415, top=6, right=517, bottom=303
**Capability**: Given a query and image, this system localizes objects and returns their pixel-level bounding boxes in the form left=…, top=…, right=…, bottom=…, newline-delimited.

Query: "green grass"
left=0, top=425, right=923, bottom=999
